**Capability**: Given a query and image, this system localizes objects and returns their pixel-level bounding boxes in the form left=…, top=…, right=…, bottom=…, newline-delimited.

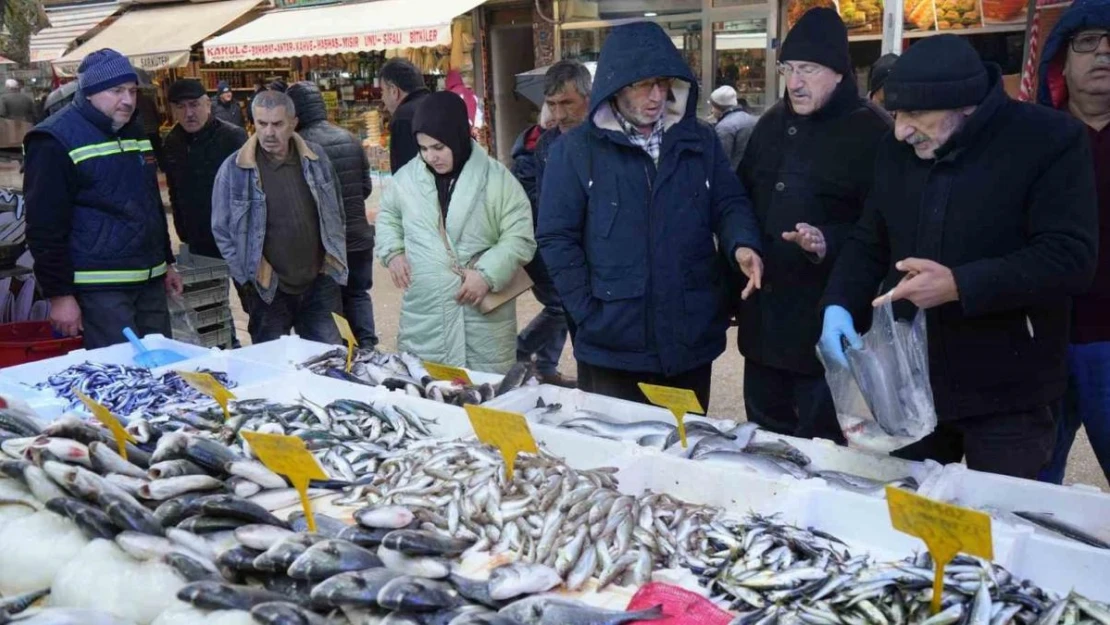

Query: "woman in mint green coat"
left=375, top=92, right=536, bottom=374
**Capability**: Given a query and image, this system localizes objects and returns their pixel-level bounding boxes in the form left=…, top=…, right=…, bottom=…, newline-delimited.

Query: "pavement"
left=207, top=189, right=1109, bottom=492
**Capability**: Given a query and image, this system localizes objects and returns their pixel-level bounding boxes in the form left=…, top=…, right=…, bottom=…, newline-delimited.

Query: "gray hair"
left=543, top=60, right=591, bottom=98
left=4, top=79, right=18, bottom=90
left=251, top=89, right=296, bottom=118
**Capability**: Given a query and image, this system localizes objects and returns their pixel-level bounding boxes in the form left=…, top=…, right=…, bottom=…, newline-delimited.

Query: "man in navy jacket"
left=24, top=49, right=182, bottom=349
left=537, top=22, right=763, bottom=408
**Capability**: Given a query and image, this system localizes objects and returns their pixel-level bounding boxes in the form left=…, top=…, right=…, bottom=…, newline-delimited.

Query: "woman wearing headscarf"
left=375, top=92, right=536, bottom=374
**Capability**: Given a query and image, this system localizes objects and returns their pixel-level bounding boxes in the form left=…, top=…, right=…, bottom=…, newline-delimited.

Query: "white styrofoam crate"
left=0, top=334, right=215, bottom=390
left=488, top=385, right=929, bottom=485
left=927, top=463, right=1110, bottom=545
left=1004, top=531, right=1110, bottom=601
left=229, top=336, right=505, bottom=387
left=154, top=353, right=288, bottom=391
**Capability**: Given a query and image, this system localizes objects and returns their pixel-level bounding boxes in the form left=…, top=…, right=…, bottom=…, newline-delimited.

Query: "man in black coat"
left=819, top=35, right=1098, bottom=478
left=381, top=59, right=429, bottom=173
left=213, top=81, right=245, bottom=128
left=737, top=8, right=890, bottom=443
left=287, top=81, right=377, bottom=346
left=163, top=79, right=247, bottom=260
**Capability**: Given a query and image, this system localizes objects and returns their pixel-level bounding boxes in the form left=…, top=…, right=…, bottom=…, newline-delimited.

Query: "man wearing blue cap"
left=23, top=48, right=182, bottom=349
left=213, top=81, right=245, bottom=129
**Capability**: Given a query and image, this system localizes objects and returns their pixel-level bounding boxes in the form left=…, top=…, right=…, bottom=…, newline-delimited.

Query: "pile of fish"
left=529, top=404, right=918, bottom=497
left=35, top=363, right=236, bottom=415
left=0, top=407, right=672, bottom=625
left=299, top=349, right=535, bottom=405
left=353, top=438, right=722, bottom=592
left=137, top=397, right=437, bottom=484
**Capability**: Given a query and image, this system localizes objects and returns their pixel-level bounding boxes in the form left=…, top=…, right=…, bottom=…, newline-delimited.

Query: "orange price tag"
left=887, top=486, right=993, bottom=614
left=331, top=312, right=359, bottom=372
left=75, top=390, right=136, bottom=461
left=176, top=370, right=236, bottom=421
left=638, top=383, right=705, bottom=448
left=464, top=405, right=537, bottom=480
left=424, top=361, right=473, bottom=385
left=241, top=430, right=328, bottom=532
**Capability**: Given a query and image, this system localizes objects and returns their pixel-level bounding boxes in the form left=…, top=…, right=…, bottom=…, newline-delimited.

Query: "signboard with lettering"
left=205, top=24, right=451, bottom=63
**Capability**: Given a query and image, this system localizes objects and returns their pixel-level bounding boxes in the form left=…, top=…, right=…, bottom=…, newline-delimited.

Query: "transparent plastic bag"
left=167, top=293, right=201, bottom=346
left=822, top=299, right=937, bottom=453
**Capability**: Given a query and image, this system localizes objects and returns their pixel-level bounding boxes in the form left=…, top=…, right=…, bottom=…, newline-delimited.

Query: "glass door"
left=712, top=18, right=770, bottom=112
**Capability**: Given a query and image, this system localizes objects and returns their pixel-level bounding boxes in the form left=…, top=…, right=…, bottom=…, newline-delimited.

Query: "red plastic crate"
left=0, top=321, right=83, bottom=368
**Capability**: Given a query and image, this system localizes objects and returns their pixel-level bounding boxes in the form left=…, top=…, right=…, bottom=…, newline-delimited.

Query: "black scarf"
left=412, top=91, right=473, bottom=218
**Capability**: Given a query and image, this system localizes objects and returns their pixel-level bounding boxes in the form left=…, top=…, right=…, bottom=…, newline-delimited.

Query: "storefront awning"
left=30, top=1, right=122, bottom=64
left=203, top=0, right=484, bottom=63
left=54, top=0, right=263, bottom=75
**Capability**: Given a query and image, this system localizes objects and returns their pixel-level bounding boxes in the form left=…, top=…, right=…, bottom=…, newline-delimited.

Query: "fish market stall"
left=1, top=338, right=1110, bottom=624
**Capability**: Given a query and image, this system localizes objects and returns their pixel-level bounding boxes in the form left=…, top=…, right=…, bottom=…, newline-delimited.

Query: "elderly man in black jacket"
left=381, top=59, right=429, bottom=174
left=737, top=8, right=890, bottom=443
left=819, top=35, right=1098, bottom=478
left=163, top=79, right=247, bottom=259
left=288, top=81, right=377, bottom=346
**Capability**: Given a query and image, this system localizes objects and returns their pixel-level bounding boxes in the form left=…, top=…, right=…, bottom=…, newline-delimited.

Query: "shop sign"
left=322, top=91, right=339, bottom=111
left=204, top=25, right=450, bottom=62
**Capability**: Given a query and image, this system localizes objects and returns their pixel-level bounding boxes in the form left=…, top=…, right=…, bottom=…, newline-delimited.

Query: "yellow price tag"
left=464, top=405, right=538, bottom=480
left=638, top=383, right=705, bottom=448
left=176, top=370, right=237, bottom=422
left=75, top=390, right=136, bottom=461
left=241, top=430, right=329, bottom=532
left=886, top=486, right=993, bottom=614
left=425, top=361, right=473, bottom=385
left=331, top=312, right=359, bottom=372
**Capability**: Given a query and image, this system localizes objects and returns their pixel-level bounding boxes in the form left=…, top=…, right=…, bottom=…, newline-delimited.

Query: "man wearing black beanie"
left=736, top=7, right=889, bottom=443
left=819, top=35, right=1099, bottom=479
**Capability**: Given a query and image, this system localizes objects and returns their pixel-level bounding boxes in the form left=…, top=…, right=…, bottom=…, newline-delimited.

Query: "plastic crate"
left=185, top=303, right=231, bottom=329
left=0, top=321, right=84, bottom=367
left=181, top=283, right=229, bottom=309
left=196, top=321, right=234, bottom=348
left=176, top=251, right=230, bottom=286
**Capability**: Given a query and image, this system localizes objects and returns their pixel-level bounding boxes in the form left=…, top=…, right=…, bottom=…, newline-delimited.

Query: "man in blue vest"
left=24, top=49, right=182, bottom=349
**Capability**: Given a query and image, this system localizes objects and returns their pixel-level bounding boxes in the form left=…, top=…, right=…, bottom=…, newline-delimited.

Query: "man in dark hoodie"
left=819, top=36, right=1098, bottom=478
left=538, top=22, right=763, bottom=408
left=1036, top=0, right=1110, bottom=484
left=288, top=81, right=377, bottom=347
left=738, top=8, right=890, bottom=444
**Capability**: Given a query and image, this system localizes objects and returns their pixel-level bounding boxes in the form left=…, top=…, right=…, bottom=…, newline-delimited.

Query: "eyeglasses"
left=777, top=62, right=825, bottom=78
left=627, top=77, right=674, bottom=93
left=1071, top=31, right=1110, bottom=53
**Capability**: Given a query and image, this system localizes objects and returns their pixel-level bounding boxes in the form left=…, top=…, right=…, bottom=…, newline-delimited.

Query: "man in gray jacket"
left=212, top=90, right=348, bottom=345
left=710, top=86, right=757, bottom=169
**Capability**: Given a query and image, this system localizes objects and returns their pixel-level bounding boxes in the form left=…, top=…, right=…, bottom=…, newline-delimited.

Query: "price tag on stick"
left=464, top=405, right=537, bottom=480
left=177, top=370, right=236, bottom=422
left=886, top=486, right=993, bottom=614
left=331, top=312, right=359, bottom=372
left=638, top=383, right=705, bottom=448
left=241, top=430, right=328, bottom=532
left=75, top=390, right=136, bottom=460
left=425, top=361, right=473, bottom=385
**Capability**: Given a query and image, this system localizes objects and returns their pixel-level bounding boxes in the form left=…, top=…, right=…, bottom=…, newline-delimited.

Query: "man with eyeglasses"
left=819, top=35, right=1097, bottom=478
left=538, top=21, right=762, bottom=408
left=1036, top=0, right=1110, bottom=485
left=736, top=7, right=890, bottom=443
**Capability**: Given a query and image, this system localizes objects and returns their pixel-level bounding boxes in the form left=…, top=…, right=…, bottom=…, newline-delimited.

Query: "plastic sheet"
left=823, top=300, right=936, bottom=453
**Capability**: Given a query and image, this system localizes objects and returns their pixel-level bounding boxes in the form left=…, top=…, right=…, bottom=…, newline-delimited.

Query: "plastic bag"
left=822, top=299, right=936, bottom=453
left=167, top=293, right=201, bottom=346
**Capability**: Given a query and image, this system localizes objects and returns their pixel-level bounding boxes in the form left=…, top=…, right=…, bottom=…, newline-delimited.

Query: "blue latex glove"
left=819, top=305, right=863, bottom=368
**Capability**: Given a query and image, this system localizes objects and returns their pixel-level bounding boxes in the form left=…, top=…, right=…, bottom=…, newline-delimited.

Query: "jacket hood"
left=588, top=21, right=699, bottom=123
left=1037, top=0, right=1110, bottom=109
left=286, top=81, right=328, bottom=127
left=445, top=70, right=465, bottom=91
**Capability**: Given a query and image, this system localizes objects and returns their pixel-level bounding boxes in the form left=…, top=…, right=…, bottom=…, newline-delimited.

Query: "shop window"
left=713, top=19, right=769, bottom=113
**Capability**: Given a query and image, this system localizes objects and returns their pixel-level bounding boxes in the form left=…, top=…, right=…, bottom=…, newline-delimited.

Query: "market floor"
left=203, top=192, right=1110, bottom=492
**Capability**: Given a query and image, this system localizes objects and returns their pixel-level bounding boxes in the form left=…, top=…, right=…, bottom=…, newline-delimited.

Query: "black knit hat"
left=780, top=8, right=851, bottom=76
left=884, top=35, right=989, bottom=111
